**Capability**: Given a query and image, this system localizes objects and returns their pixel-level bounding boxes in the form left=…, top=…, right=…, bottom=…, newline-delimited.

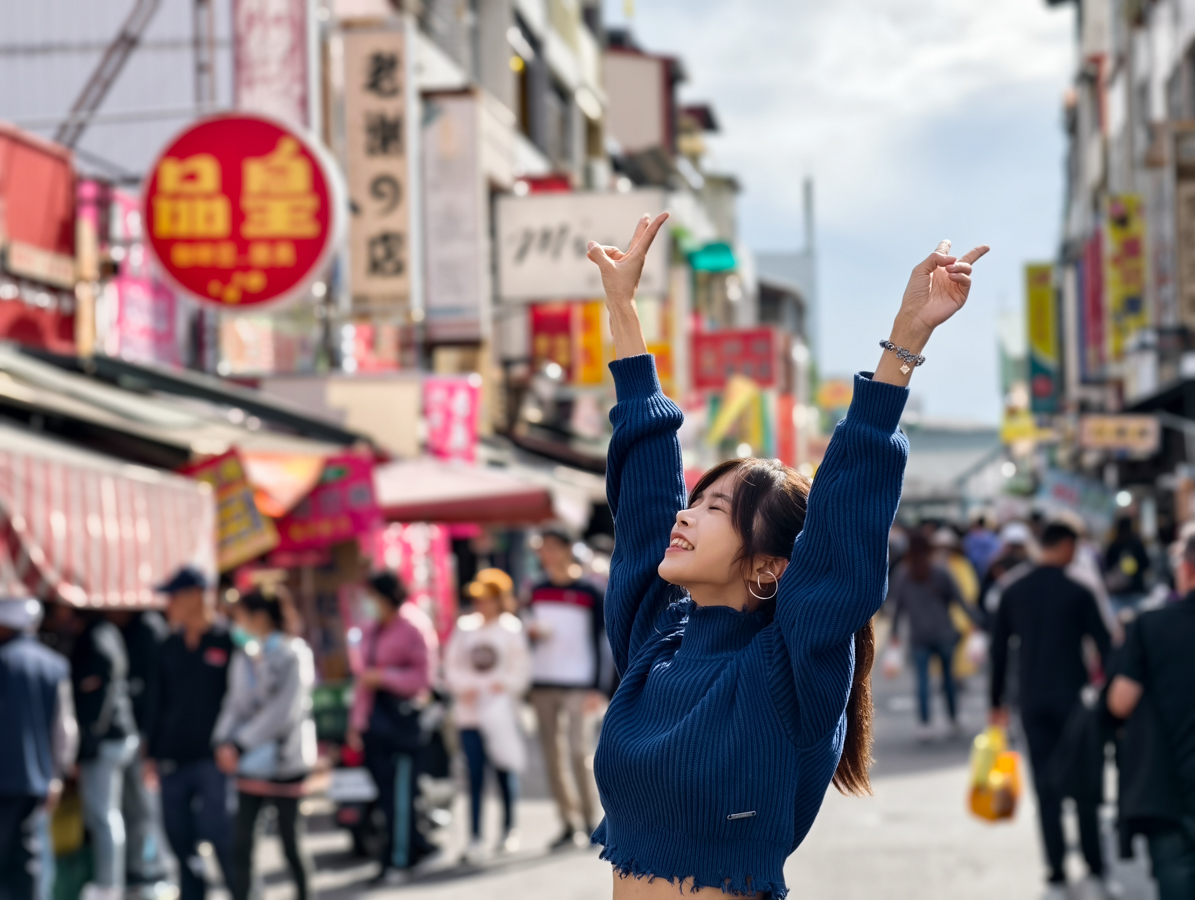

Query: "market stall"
left=0, top=421, right=215, bottom=606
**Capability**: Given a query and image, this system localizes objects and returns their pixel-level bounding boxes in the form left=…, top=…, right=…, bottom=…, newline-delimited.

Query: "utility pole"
left=193, top=0, right=218, bottom=110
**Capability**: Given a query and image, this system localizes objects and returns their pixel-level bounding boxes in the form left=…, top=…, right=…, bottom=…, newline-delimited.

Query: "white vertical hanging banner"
left=234, top=0, right=311, bottom=128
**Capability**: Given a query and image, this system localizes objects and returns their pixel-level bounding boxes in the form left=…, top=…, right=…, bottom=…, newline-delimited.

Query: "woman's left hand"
left=896, top=240, right=990, bottom=347
left=360, top=669, right=384, bottom=689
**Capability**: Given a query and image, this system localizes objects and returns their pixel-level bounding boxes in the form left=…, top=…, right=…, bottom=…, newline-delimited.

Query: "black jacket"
left=70, top=619, right=135, bottom=761
left=121, top=612, right=169, bottom=739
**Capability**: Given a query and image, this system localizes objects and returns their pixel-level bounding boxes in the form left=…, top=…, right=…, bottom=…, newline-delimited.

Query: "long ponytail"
left=832, top=620, right=875, bottom=795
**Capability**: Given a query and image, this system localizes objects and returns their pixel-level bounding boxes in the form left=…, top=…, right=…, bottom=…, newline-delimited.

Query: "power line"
left=0, top=38, right=226, bottom=56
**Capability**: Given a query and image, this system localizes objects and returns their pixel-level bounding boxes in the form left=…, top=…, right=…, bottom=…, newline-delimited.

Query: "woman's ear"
left=750, top=556, right=788, bottom=583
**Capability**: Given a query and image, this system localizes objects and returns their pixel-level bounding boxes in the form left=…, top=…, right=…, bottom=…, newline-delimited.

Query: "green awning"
left=689, top=241, right=737, bottom=273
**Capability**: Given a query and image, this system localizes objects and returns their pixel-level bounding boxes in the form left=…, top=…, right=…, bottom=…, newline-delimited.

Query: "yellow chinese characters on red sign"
left=145, top=114, right=339, bottom=309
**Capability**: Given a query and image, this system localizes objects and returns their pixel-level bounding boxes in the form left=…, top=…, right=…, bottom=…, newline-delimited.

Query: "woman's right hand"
left=345, top=729, right=363, bottom=753
left=585, top=212, right=669, bottom=305
left=586, top=213, right=669, bottom=359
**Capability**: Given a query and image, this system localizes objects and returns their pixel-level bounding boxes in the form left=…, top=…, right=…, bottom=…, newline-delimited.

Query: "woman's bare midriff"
left=612, top=871, right=764, bottom=899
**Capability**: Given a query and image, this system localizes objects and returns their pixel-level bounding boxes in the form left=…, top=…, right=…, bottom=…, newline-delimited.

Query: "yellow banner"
left=1026, top=264, right=1057, bottom=365
left=1104, top=194, right=1148, bottom=362
left=576, top=300, right=606, bottom=385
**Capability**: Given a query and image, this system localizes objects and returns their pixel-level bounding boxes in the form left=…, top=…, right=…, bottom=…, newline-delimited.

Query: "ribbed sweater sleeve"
left=771, top=372, right=908, bottom=746
left=605, top=354, right=687, bottom=675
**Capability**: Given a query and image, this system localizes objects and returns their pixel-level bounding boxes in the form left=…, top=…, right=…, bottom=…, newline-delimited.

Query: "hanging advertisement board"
left=143, top=114, right=342, bottom=310
left=1080, top=230, right=1105, bottom=380
left=692, top=328, right=776, bottom=391
left=181, top=451, right=279, bottom=572
left=1026, top=263, right=1058, bottom=414
left=495, top=189, right=668, bottom=301
left=422, top=375, right=482, bottom=463
left=233, top=0, right=310, bottom=127
left=343, top=29, right=412, bottom=314
left=1104, top=194, right=1148, bottom=363
left=423, top=91, right=484, bottom=341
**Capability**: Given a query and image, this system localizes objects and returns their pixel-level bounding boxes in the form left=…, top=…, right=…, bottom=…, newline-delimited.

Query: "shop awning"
left=375, top=458, right=554, bottom=524
left=0, top=422, right=215, bottom=607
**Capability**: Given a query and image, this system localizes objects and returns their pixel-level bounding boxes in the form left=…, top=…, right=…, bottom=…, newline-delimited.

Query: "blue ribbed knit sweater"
left=592, top=354, right=909, bottom=898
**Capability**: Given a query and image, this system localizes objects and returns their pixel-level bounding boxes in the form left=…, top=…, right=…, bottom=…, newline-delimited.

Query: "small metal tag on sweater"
left=726, top=811, right=757, bottom=821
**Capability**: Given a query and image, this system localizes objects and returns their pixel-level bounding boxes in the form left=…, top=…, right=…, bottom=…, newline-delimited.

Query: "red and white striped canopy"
left=0, top=423, right=215, bottom=607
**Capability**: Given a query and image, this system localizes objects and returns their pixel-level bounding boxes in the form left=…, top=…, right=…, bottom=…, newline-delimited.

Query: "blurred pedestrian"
left=981, top=520, right=1034, bottom=613
left=1105, top=516, right=1151, bottom=611
left=445, top=569, right=532, bottom=864
left=148, top=567, right=234, bottom=900
left=0, top=597, right=76, bottom=900
left=68, top=607, right=139, bottom=900
left=106, top=608, right=171, bottom=898
left=1106, top=526, right=1195, bottom=900
left=963, top=510, right=1000, bottom=580
left=886, top=531, right=977, bottom=738
left=526, top=528, right=606, bottom=849
left=989, top=518, right=1112, bottom=897
left=346, top=572, right=436, bottom=881
left=214, top=588, right=316, bottom=900
left=1051, top=509, right=1123, bottom=645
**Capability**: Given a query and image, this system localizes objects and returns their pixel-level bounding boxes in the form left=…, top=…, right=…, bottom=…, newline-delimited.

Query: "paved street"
left=232, top=658, right=1158, bottom=900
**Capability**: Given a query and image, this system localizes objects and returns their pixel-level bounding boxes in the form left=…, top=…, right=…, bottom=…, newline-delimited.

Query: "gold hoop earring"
left=747, top=571, right=778, bottom=602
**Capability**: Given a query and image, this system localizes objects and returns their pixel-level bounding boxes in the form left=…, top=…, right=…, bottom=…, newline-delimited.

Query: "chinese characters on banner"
left=181, top=451, right=279, bottom=571
left=275, top=455, right=381, bottom=552
left=1104, top=194, right=1148, bottom=363
left=343, top=29, right=411, bottom=314
left=144, top=115, right=338, bottom=309
left=373, top=523, right=457, bottom=642
left=1025, top=263, right=1058, bottom=414
left=423, top=376, right=481, bottom=462
left=233, top=0, right=309, bottom=127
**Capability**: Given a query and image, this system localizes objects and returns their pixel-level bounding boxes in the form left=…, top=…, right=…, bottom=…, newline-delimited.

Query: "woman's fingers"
left=626, top=214, right=651, bottom=252
left=960, top=245, right=990, bottom=265
left=946, top=262, right=972, bottom=275
left=586, top=241, right=616, bottom=273
left=631, top=212, right=670, bottom=258
left=602, top=244, right=627, bottom=261
left=948, top=272, right=971, bottom=285
left=916, top=239, right=957, bottom=273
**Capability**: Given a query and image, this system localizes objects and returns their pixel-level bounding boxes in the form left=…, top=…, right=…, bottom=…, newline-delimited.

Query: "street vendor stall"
left=0, top=421, right=215, bottom=606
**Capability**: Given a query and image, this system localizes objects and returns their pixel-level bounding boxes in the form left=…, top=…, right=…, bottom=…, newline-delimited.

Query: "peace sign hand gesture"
left=898, top=239, right=991, bottom=343
left=586, top=212, right=670, bottom=359
left=586, top=212, right=670, bottom=305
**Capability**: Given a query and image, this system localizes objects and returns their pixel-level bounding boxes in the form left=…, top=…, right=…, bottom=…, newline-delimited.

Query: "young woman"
left=213, top=588, right=317, bottom=900
left=345, top=572, right=436, bottom=878
left=444, top=568, right=532, bottom=863
left=585, top=214, right=987, bottom=899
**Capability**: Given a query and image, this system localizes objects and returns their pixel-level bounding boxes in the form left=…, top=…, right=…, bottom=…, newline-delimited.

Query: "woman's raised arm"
left=770, top=239, right=989, bottom=746
left=589, top=214, right=687, bottom=674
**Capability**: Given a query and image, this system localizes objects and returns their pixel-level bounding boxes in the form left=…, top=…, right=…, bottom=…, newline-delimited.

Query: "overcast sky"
left=602, top=0, right=1077, bottom=423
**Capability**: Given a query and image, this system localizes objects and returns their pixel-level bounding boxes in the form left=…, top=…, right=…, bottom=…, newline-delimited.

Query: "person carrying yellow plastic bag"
left=969, top=725, right=1021, bottom=821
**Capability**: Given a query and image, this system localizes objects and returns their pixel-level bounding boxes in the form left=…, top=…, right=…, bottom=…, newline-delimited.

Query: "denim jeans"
left=78, top=735, right=139, bottom=888
left=911, top=642, right=958, bottom=724
left=0, top=796, right=46, bottom=900
left=459, top=729, right=517, bottom=839
left=159, top=760, right=234, bottom=900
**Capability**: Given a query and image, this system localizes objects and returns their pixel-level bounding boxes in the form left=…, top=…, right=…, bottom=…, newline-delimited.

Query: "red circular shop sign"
left=144, top=113, right=342, bottom=310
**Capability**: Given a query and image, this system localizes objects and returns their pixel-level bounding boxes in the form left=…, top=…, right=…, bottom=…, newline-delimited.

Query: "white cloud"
left=604, top=0, right=1076, bottom=423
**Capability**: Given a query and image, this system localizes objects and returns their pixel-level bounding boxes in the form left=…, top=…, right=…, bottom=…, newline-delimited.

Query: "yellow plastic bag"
left=968, top=726, right=1022, bottom=821
left=51, top=784, right=85, bottom=856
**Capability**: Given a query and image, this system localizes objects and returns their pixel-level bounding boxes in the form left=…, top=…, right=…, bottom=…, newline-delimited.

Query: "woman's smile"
left=667, top=534, right=695, bottom=552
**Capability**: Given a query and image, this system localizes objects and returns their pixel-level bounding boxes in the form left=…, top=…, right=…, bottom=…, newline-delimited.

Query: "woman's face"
left=236, top=607, right=274, bottom=639
left=473, top=592, right=502, bottom=620
left=657, top=470, right=746, bottom=595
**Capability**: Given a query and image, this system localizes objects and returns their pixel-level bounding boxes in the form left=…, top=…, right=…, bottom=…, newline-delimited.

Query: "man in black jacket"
left=148, top=567, right=234, bottom=900
left=990, top=519, right=1112, bottom=896
left=69, top=607, right=138, bottom=900
left=1108, top=527, right=1195, bottom=900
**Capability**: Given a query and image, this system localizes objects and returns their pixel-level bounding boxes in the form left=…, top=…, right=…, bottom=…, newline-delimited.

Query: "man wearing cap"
left=990, top=518, right=1112, bottom=896
left=0, top=596, right=77, bottom=900
left=147, top=567, right=235, bottom=900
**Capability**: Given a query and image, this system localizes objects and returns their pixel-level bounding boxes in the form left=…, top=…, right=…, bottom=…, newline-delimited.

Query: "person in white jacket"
left=444, top=569, right=531, bottom=864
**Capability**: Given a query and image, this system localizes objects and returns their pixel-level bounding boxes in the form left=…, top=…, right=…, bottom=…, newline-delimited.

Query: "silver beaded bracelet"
left=879, top=339, right=925, bottom=374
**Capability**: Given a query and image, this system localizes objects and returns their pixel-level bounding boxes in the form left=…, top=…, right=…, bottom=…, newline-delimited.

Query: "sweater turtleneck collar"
left=676, top=601, right=769, bottom=657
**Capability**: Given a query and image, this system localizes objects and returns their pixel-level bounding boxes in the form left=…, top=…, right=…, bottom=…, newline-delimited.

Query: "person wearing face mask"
left=346, top=572, right=437, bottom=882
left=213, top=588, right=317, bottom=900
left=147, top=567, right=234, bottom=900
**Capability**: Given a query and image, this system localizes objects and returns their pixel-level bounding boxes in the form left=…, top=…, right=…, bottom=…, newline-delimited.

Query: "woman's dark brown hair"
left=904, top=531, right=933, bottom=583
left=688, top=457, right=875, bottom=797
